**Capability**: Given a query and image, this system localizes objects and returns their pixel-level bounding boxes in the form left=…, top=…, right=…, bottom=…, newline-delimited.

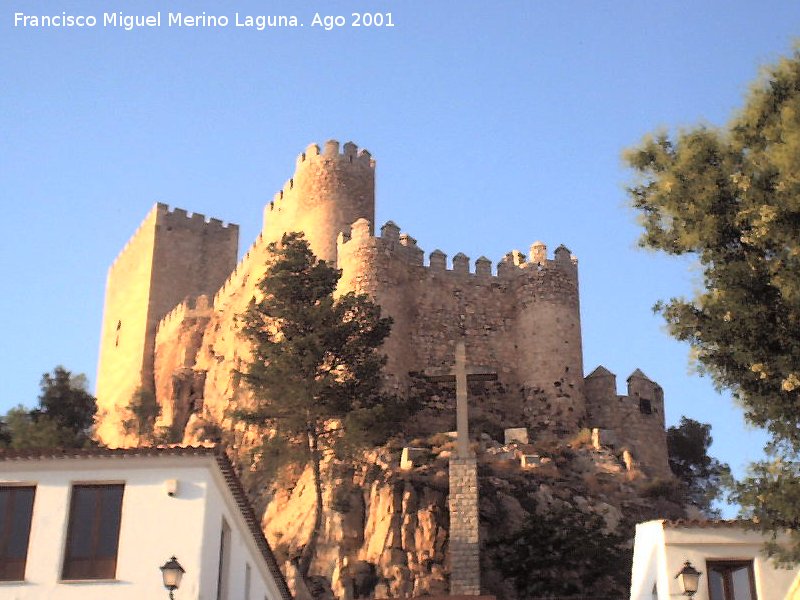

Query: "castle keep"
left=95, top=140, right=669, bottom=477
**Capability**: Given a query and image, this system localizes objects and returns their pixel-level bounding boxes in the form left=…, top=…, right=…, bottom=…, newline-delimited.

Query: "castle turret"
left=625, top=370, right=670, bottom=476
left=514, top=244, right=585, bottom=436
left=337, top=218, right=417, bottom=390
left=263, top=140, right=375, bottom=263
left=95, top=204, right=238, bottom=445
left=585, top=365, right=619, bottom=429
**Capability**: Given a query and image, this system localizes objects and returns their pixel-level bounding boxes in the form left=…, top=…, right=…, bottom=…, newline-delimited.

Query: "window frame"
left=0, top=484, right=37, bottom=582
left=706, top=559, right=758, bottom=600
left=61, top=483, right=125, bottom=581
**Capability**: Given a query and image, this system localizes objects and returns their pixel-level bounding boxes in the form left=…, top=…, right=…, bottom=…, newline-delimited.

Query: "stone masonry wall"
left=584, top=367, right=670, bottom=478
left=336, top=217, right=585, bottom=438
left=448, top=457, right=481, bottom=596
left=95, top=204, right=238, bottom=446
left=95, top=206, right=159, bottom=444
left=263, top=140, right=375, bottom=263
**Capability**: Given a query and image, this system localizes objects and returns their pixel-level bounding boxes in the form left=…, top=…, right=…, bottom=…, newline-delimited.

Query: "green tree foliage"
left=667, top=417, right=731, bottom=516
left=730, top=459, right=800, bottom=565
left=626, top=49, right=800, bottom=559
left=491, top=506, right=630, bottom=597
left=122, top=387, right=161, bottom=442
left=1, top=366, right=97, bottom=449
left=237, top=232, right=405, bottom=576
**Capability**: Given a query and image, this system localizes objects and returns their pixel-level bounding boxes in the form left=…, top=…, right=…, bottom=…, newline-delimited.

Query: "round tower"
left=336, top=218, right=416, bottom=392
left=263, top=140, right=375, bottom=263
left=514, top=243, right=586, bottom=437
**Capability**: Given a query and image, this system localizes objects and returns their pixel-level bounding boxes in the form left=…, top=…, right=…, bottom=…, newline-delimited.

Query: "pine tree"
left=237, top=232, right=403, bottom=576
left=626, top=49, right=800, bottom=560
left=667, top=417, right=730, bottom=517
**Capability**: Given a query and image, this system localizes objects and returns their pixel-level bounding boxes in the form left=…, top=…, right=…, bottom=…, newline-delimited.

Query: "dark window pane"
left=97, top=486, right=123, bottom=557
left=0, top=486, right=36, bottom=582
left=67, top=487, right=96, bottom=558
left=709, top=569, right=725, bottom=600
left=7, top=488, right=34, bottom=558
left=63, top=484, right=124, bottom=580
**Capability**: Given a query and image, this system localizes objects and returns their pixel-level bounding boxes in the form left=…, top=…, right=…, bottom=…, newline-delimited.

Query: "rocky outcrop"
left=241, top=432, right=683, bottom=599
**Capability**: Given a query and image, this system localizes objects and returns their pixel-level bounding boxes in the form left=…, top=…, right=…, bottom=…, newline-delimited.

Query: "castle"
left=95, top=140, right=670, bottom=477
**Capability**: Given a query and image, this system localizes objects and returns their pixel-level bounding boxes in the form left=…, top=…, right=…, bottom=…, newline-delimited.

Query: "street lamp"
left=676, top=560, right=702, bottom=597
left=160, top=556, right=185, bottom=599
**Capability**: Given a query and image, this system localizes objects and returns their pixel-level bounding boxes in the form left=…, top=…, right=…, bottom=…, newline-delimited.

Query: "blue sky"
left=2, top=0, right=799, bottom=509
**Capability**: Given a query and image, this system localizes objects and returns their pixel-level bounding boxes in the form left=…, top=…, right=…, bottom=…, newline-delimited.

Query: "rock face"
left=249, top=433, right=682, bottom=600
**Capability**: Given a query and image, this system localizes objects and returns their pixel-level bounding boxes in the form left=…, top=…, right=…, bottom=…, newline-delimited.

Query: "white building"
left=630, top=519, right=799, bottom=600
left=0, top=446, right=292, bottom=600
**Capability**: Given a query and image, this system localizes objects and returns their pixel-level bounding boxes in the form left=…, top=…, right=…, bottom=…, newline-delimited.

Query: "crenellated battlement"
left=262, top=139, right=375, bottom=263
left=155, top=294, right=213, bottom=340
left=212, top=232, right=268, bottom=309
left=267, top=140, right=375, bottom=214
left=159, top=203, right=235, bottom=231
left=338, top=217, right=578, bottom=280
left=584, top=366, right=669, bottom=477
left=295, top=139, right=375, bottom=168
left=109, top=203, right=236, bottom=271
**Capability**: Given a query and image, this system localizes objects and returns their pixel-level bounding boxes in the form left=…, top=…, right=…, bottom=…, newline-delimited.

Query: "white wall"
left=630, top=520, right=664, bottom=600
left=0, top=455, right=282, bottom=600
left=630, top=520, right=798, bottom=600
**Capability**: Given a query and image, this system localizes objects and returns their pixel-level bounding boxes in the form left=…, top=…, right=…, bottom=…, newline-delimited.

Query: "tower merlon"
left=429, top=249, right=447, bottom=272
left=380, top=220, right=400, bottom=242
left=399, top=232, right=417, bottom=248
left=452, top=252, right=470, bottom=275
left=530, top=241, right=547, bottom=264
left=475, top=256, right=492, bottom=277
left=350, top=217, right=371, bottom=241
left=627, top=368, right=653, bottom=382
left=399, top=233, right=424, bottom=265
left=324, top=139, right=340, bottom=156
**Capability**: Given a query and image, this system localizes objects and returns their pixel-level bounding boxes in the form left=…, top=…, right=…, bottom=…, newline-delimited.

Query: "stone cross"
left=425, top=341, right=498, bottom=458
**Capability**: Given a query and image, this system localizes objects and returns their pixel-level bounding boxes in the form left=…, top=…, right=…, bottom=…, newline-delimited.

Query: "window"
left=639, top=398, right=652, bottom=414
left=708, top=560, right=757, bottom=600
left=0, top=486, right=36, bottom=581
left=62, top=484, right=124, bottom=580
left=216, top=518, right=231, bottom=600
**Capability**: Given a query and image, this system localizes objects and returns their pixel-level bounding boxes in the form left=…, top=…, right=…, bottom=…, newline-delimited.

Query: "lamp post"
left=160, top=556, right=185, bottom=600
left=676, top=560, right=702, bottom=597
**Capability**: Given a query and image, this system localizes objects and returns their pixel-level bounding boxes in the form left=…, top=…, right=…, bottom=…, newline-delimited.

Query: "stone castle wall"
left=96, top=206, right=159, bottom=442
left=95, top=204, right=238, bottom=444
left=585, top=367, right=670, bottom=477
left=263, top=140, right=375, bottom=263
left=336, top=217, right=585, bottom=436
left=96, top=140, right=669, bottom=476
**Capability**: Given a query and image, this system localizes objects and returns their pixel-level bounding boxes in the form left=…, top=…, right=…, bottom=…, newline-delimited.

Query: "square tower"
left=95, top=204, right=238, bottom=445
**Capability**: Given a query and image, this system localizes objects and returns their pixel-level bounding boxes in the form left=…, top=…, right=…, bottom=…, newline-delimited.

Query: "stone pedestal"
left=448, top=456, right=480, bottom=595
